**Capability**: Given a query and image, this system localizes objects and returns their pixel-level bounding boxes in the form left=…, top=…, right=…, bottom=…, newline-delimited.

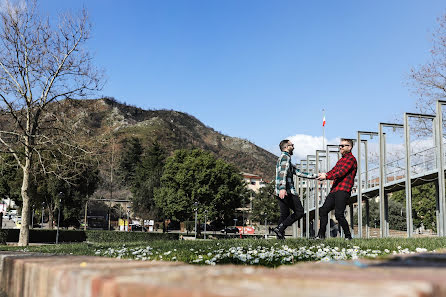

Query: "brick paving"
left=1, top=251, right=446, bottom=297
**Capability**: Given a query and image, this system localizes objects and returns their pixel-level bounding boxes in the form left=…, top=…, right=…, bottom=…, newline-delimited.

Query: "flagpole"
left=322, top=109, right=325, bottom=150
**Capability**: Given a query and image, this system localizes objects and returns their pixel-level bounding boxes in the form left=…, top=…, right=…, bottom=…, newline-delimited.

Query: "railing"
left=353, top=146, right=439, bottom=193
left=301, top=144, right=444, bottom=208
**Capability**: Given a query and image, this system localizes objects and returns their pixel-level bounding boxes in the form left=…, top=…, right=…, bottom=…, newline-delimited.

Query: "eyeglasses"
left=339, top=144, right=350, bottom=148
left=288, top=144, right=294, bottom=147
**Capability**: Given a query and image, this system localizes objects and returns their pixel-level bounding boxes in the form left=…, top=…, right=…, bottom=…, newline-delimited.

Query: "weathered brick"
left=1, top=251, right=446, bottom=297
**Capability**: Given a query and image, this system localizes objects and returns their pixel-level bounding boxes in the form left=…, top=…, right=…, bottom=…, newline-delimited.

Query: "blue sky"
left=39, top=1, right=446, bottom=158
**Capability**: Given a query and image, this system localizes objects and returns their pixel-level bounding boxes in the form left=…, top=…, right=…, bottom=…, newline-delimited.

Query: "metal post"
left=365, top=198, right=370, bottom=238
left=357, top=132, right=363, bottom=238
left=349, top=204, right=354, bottom=236
left=435, top=180, right=441, bottom=236
left=84, top=200, right=88, bottom=231
left=299, top=160, right=304, bottom=238
left=435, top=100, right=446, bottom=236
left=379, top=123, right=404, bottom=237
left=378, top=124, right=385, bottom=238
left=204, top=210, right=207, bottom=239
left=56, top=192, right=62, bottom=244
left=364, top=140, right=369, bottom=189
left=404, top=112, right=436, bottom=236
left=31, top=206, right=34, bottom=229
left=326, top=146, right=330, bottom=238
left=242, top=210, right=244, bottom=236
left=404, top=113, right=413, bottom=237
left=264, top=215, right=268, bottom=239
left=41, top=203, right=44, bottom=227
left=315, top=150, right=325, bottom=237
left=305, top=156, right=310, bottom=239
left=194, top=201, right=198, bottom=239
left=292, top=171, right=298, bottom=238
left=384, top=192, right=389, bottom=236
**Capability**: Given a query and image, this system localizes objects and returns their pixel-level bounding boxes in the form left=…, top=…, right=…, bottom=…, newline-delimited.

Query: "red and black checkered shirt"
left=326, top=152, right=357, bottom=193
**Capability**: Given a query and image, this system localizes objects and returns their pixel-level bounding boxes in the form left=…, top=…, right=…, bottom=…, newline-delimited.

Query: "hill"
left=64, top=98, right=277, bottom=186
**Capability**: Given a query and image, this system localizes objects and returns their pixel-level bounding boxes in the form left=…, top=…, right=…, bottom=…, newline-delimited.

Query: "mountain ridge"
left=66, top=98, right=277, bottom=182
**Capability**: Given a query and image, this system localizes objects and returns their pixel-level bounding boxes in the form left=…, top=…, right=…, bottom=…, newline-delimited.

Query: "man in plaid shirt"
left=273, top=139, right=316, bottom=239
left=316, top=138, right=357, bottom=240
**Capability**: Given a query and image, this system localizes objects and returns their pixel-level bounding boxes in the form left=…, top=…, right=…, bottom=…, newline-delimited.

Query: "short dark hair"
left=341, top=138, right=354, bottom=148
left=279, top=139, right=290, bottom=151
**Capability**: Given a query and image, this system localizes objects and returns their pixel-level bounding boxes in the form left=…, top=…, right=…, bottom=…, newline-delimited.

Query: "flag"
left=322, top=115, right=326, bottom=127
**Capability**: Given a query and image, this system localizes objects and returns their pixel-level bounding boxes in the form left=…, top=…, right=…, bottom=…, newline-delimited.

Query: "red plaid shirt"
left=326, top=152, right=357, bottom=193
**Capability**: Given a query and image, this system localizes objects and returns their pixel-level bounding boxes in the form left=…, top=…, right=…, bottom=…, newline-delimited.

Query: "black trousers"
left=318, top=191, right=351, bottom=237
left=276, top=194, right=304, bottom=228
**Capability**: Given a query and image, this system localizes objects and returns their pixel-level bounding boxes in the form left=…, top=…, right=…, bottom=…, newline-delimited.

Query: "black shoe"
left=273, top=224, right=286, bottom=240
left=345, top=235, right=353, bottom=241
left=313, top=231, right=325, bottom=240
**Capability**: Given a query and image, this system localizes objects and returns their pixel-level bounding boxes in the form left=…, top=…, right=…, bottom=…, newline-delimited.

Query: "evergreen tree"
left=118, top=137, right=143, bottom=186
left=251, top=182, right=280, bottom=224
left=131, top=142, right=166, bottom=220
left=391, top=182, right=437, bottom=232
left=154, top=149, right=246, bottom=225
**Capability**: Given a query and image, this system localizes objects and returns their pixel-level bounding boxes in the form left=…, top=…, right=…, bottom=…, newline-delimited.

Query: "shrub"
left=85, top=230, right=179, bottom=243
left=0, top=229, right=86, bottom=244
left=184, top=221, right=195, bottom=233
left=0, top=230, right=7, bottom=245
left=0, top=229, right=179, bottom=244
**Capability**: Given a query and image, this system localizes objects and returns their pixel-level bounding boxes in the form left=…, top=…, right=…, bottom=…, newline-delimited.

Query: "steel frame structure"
left=295, top=100, right=446, bottom=238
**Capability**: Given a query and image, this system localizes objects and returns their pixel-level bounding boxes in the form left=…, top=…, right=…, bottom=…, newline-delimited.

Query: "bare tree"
left=0, top=1, right=102, bottom=245
left=409, top=13, right=446, bottom=115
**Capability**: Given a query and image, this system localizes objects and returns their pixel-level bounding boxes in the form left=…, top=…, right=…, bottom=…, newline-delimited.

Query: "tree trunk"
left=18, top=161, right=31, bottom=246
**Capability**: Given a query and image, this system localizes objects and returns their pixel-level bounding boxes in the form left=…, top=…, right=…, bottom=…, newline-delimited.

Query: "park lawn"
left=0, top=237, right=445, bottom=267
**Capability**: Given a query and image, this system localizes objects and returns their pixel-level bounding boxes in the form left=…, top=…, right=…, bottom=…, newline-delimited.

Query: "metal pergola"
left=297, top=100, right=446, bottom=238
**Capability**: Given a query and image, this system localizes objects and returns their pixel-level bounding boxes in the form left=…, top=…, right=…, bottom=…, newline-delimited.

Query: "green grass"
left=1, top=237, right=445, bottom=267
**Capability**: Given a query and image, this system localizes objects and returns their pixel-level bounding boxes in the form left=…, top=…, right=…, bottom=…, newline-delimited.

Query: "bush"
left=85, top=230, right=179, bottom=243
left=0, top=229, right=179, bottom=244
left=0, top=229, right=86, bottom=244
left=0, top=230, right=7, bottom=245
left=184, top=221, right=195, bottom=233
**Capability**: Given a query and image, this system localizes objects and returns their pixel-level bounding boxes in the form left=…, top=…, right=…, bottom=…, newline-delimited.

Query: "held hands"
left=279, top=189, right=287, bottom=199
left=317, top=173, right=327, bottom=181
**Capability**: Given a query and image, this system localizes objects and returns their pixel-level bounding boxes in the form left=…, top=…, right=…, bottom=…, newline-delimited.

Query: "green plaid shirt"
left=275, top=151, right=316, bottom=196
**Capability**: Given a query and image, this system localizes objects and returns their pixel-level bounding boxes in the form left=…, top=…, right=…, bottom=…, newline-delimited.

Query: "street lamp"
left=233, top=218, right=237, bottom=227
left=264, top=213, right=268, bottom=239
left=41, top=202, right=45, bottom=227
left=242, top=210, right=245, bottom=236
left=204, top=209, right=208, bottom=240
left=194, top=201, right=198, bottom=239
left=31, top=204, right=34, bottom=229
left=56, top=192, right=62, bottom=244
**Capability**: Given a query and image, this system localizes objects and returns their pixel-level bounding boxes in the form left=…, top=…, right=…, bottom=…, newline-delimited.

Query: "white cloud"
left=285, top=134, right=340, bottom=161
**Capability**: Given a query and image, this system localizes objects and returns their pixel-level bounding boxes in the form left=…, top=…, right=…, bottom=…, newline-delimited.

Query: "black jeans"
left=318, top=191, right=351, bottom=238
left=276, top=194, right=304, bottom=228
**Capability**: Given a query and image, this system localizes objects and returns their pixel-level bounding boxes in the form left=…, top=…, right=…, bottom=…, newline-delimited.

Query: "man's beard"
left=289, top=150, right=293, bottom=155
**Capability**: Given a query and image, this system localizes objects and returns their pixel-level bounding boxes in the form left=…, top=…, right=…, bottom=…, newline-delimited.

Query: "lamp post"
left=233, top=218, right=237, bottom=227
left=31, top=204, right=34, bottom=229
left=264, top=213, right=268, bottom=239
left=204, top=209, right=208, bottom=240
left=242, top=210, right=245, bottom=236
left=56, top=192, right=63, bottom=244
left=194, top=201, right=198, bottom=239
left=41, top=202, right=45, bottom=227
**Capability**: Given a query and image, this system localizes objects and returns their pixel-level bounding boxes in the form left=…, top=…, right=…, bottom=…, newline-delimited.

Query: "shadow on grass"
left=369, top=253, right=446, bottom=268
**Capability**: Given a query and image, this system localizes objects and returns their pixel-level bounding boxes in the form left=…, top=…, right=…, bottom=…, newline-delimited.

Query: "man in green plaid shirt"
left=273, top=139, right=316, bottom=239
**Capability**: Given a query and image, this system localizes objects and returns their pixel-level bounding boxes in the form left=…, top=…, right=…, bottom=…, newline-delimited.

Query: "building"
left=242, top=172, right=266, bottom=193
left=238, top=172, right=266, bottom=226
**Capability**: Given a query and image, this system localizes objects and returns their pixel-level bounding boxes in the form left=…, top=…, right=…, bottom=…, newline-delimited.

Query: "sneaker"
left=273, top=227, right=285, bottom=240
left=345, top=235, right=353, bottom=241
